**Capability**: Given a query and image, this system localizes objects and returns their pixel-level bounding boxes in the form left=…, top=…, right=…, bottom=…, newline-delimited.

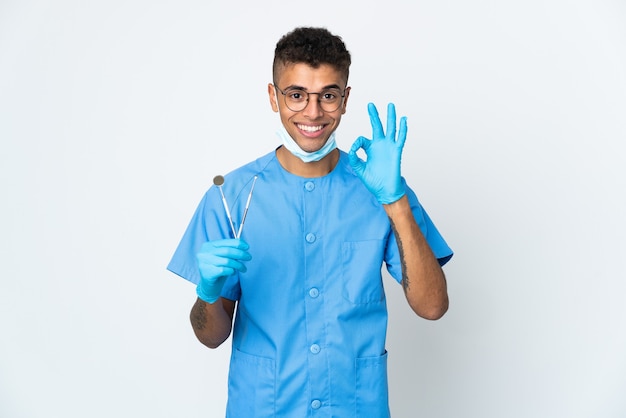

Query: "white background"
left=1, top=1, right=625, bottom=417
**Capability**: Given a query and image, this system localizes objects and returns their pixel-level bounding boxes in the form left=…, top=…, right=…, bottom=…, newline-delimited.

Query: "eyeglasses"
left=274, top=85, right=346, bottom=112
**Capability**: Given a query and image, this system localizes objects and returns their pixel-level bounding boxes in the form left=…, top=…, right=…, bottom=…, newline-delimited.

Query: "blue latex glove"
left=349, top=102, right=407, bottom=204
left=195, top=239, right=251, bottom=303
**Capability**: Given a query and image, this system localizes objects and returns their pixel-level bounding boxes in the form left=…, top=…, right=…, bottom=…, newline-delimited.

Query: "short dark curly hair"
left=273, top=27, right=351, bottom=84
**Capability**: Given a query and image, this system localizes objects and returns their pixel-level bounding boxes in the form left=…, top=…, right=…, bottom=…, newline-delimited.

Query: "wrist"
left=196, top=285, right=219, bottom=304
left=383, top=194, right=411, bottom=216
left=196, top=276, right=227, bottom=304
left=377, top=176, right=405, bottom=205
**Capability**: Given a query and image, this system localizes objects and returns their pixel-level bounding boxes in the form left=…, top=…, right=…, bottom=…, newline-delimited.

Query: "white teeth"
left=297, top=124, right=323, bottom=132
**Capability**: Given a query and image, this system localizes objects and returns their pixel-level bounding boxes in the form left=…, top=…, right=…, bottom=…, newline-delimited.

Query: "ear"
left=268, top=84, right=279, bottom=112
left=340, top=86, right=351, bottom=115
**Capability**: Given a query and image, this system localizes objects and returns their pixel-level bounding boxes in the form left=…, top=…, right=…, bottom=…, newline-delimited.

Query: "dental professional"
left=167, top=27, right=453, bottom=417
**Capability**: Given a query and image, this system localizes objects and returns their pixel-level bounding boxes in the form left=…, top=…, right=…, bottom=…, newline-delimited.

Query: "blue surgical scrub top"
left=168, top=150, right=453, bottom=417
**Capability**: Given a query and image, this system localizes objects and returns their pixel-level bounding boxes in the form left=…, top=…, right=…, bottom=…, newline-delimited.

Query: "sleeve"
left=384, top=183, right=453, bottom=283
left=166, top=192, right=211, bottom=285
left=166, top=190, right=242, bottom=300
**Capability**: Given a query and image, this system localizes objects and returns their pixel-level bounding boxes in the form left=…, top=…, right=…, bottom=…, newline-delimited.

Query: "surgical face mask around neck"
left=273, top=88, right=337, bottom=163
left=276, top=125, right=337, bottom=163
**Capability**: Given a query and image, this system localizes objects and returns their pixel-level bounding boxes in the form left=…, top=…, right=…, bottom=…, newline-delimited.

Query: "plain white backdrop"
left=1, top=1, right=625, bottom=417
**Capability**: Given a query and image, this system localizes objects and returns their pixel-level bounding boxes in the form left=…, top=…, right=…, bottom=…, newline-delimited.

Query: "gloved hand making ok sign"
left=349, top=102, right=407, bottom=204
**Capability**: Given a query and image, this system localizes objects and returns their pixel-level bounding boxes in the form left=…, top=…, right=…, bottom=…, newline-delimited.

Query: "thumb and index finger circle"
left=348, top=136, right=369, bottom=175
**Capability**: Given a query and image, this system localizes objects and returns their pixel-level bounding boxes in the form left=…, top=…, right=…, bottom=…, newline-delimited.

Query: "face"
left=268, top=63, right=351, bottom=153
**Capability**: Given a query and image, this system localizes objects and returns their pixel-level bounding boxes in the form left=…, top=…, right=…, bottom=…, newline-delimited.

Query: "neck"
left=276, top=146, right=339, bottom=177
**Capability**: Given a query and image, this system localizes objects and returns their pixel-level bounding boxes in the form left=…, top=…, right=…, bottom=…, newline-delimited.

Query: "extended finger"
left=386, top=103, right=397, bottom=140
left=367, top=103, right=384, bottom=139
left=397, top=116, right=408, bottom=148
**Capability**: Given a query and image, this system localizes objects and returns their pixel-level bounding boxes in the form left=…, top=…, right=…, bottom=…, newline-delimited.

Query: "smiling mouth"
left=297, top=124, right=324, bottom=133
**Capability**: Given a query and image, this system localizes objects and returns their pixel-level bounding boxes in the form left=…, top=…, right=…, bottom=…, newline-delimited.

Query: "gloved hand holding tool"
left=195, top=239, right=251, bottom=303
left=348, top=102, right=407, bottom=204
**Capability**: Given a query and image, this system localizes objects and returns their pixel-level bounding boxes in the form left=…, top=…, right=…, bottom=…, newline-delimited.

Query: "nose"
left=301, top=93, right=324, bottom=118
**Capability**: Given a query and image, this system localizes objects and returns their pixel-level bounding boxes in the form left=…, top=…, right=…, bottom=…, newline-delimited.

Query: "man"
left=167, top=26, right=453, bottom=417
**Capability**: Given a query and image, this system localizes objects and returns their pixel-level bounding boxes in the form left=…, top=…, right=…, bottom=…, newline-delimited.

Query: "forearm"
left=384, top=195, right=449, bottom=320
left=190, top=298, right=235, bottom=349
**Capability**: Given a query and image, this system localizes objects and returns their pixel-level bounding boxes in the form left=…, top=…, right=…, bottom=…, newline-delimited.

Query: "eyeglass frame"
left=273, top=84, right=347, bottom=112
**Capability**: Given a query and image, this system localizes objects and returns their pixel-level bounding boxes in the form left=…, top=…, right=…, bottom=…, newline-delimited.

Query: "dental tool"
left=213, top=175, right=237, bottom=238
left=213, top=174, right=258, bottom=239
left=236, top=176, right=257, bottom=239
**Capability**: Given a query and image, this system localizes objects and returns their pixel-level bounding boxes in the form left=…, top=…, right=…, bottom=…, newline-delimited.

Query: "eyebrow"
left=283, top=83, right=343, bottom=91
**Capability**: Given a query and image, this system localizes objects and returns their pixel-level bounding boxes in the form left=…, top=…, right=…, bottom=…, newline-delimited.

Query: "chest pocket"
left=341, top=240, right=386, bottom=304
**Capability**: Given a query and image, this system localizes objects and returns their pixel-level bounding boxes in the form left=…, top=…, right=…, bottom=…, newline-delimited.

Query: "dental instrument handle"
left=236, top=176, right=258, bottom=238
left=219, top=186, right=237, bottom=238
left=213, top=175, right=237, bottom=238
